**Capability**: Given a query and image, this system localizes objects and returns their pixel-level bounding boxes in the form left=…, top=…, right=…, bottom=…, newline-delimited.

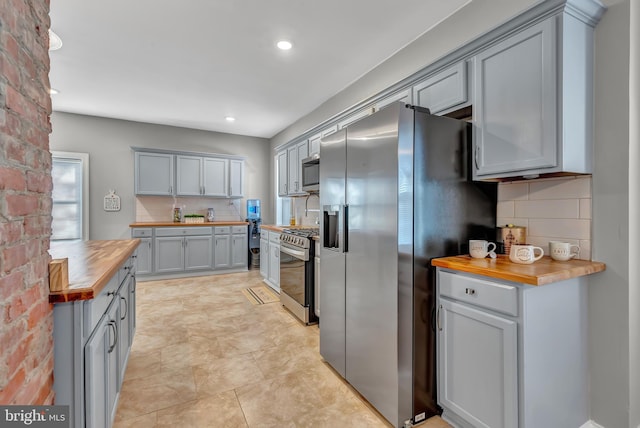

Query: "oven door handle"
left=280, top=244, right=308, bottom=260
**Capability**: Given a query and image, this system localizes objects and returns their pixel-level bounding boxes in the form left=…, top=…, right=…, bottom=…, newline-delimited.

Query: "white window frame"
left=51, top=151, right=89, bottom=241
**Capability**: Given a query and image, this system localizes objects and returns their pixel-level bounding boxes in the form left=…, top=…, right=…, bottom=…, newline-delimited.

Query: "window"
left=51, top=152, right=89, bottom=240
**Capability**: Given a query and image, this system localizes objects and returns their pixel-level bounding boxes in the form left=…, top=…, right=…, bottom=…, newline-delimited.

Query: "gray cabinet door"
left=176, top=155, right=203, bottom=196
left=473, top=19, right=557, bottom=177
left=128, top=273, right=136, bottom=343
left=118, top=281, right=131, bottom=385
left=268, top=242, right=280, bottom=290
left=277, top=151, right=288, bottom=196
left=155, top=236, right=185, bottom=273
left=84, top=315, right=109, bottom=428
left=214, top=235, right=231, bottom=269
left=135, top=152, right=174, bottom=195
left=229, top=159, right=244, bottom=198
left=185, top=235, right=213, bottom=270
left=375, top=88, right=412, bottom=111
left=203, top=157, right=228, bottom=197
left=231, top=233, right=248, bottom=268
left=259, top=238, right=269, bottom=279
left=287, top=145, right=299, bottom=194
left=106, top=300, right=120, bottom=426
left=413, top=61, right=467, bottom=114
left=136, top=238, right=153, bottom=275
left=438, top=298, right=518, bottom=428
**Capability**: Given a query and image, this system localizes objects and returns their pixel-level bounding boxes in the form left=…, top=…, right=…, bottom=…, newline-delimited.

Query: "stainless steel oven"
left=279, top=229, right=318, bottom=325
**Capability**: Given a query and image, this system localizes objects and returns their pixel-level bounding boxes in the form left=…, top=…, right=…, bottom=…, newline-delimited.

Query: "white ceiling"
left=49, top=0, right=470, bottom=139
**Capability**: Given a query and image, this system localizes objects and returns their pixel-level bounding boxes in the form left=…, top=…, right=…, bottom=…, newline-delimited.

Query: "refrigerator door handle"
left=342, top=204, right=349, bottom=253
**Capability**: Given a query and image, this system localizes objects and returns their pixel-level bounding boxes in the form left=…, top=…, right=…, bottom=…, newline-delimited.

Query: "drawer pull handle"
left=437, top=304, right=443, bottom=331
left=465, top=288, right=476, bottom=295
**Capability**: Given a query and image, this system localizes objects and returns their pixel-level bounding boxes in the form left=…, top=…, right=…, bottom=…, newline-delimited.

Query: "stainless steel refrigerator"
left=319, top=102, right=496, bottom=427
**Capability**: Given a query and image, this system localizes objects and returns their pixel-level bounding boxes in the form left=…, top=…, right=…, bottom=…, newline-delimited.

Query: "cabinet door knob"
left=465, top=288, right=476, bottom=295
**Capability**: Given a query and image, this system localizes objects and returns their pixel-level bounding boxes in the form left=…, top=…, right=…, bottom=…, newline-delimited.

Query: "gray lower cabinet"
left=131, top=228, right=153, bottom=275
left=214, top=228, right=231, bottom=269
left=231, top=226, right=248, bottom=268
left=155, top=236, right=185, bottom=273
left=134, top=226, right=248, bottom=276
left=259, top=237, right=269, bottom=279
left=214, top=226, right=247, bottom=269
left=54, top=252, right=137, bottom=428
left=154, top=227, right=213, bottom=273
left=436, top=269, right=589, bottom=428
left=267, top=232, right=280, bottom=291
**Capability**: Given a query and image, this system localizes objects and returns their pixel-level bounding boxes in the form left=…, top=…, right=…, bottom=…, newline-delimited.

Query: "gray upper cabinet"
left=413, top=61, right=468, bottom=115
left=228, top=159, right=244, bottom=198
left=473, top=19, right=556, bottom=178
left=203, top=157, right=228, bottom=197
left=277, top=150, right=288, bottom=197
left=135, top=152, right=174, bottom=195
left=134, top=148, right=243, bottom=197
left=309, top=125, right=338, bottom=156
left=176, top=155, right=203, bottom=196
left=337, top=107, right=374, bottom=130
left=473, top=3, right=604, bottom=180
left=375, top=88, right=412, bottom=112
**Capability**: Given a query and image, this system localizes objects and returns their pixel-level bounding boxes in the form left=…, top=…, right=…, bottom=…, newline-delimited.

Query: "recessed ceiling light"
left=276, top=40, right=292, bottom=50
left=49, top=29, right=62, bottom=51
left=49, top=88, right=59, bottom=95
left=225, top=116, right=236, bottom=122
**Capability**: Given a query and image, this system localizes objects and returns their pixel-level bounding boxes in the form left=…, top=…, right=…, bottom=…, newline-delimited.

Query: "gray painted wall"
left=49, top=112, right=272, bottom=240
left=269, top=0, right=637, bottom=427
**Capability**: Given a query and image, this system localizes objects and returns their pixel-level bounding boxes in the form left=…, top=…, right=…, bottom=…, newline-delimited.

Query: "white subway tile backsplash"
left=497, top=176, right=592, bottom=259
left=497, top=201, right=515, bottom=219
left=528, top=219, right=591, bottom=240
left=514, top=199, right=579, bottom=219
left=528, top=176, right=591, bottom=200
left=579, top=199, right=592, bottom=219
left=498, top=181, right=529, bottom=201
left=135, top=196, right=245, bottom=222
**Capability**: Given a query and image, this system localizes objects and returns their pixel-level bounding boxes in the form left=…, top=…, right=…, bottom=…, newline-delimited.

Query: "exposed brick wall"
left=0, top=0, right=54, bottom=404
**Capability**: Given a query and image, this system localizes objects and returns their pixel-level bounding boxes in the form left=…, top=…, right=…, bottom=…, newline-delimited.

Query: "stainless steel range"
left=279, top=228, right=318, bottom=325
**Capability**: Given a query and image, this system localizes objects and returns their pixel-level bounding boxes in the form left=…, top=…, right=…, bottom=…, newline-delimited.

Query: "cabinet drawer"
left=438, top=271, right=518, bottom=316
left=131, top=228, right=152, bottom=238
left=83, top=276, right=119, bottom=340
left=156, top=227, right=213, bottom=237
left=231, top=225, right=247, bottom=234
left=268, top=231, right=280, bottom=243
left=214, top=226, right=231, bottom=234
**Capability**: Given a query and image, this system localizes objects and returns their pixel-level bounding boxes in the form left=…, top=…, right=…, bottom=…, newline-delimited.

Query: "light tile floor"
left=114, top=270, right=450, bottom=428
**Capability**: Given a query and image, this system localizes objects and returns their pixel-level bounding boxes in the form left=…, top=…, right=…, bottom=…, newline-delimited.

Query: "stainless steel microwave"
left=301, top=154, right=319, bottom=192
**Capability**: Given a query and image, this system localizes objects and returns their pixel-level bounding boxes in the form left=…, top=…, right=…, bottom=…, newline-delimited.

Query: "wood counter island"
left=51, top=239, right=140, bottom=428
left=49, top=239, right=140, bottom=303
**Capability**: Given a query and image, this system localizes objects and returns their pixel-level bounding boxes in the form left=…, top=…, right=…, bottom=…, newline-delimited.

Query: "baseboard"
left=580, top=421, right=606, bottom=428
left=137, top=267, right=248, bottom=282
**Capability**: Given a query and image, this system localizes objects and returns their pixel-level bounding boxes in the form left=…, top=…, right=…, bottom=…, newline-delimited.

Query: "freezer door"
left=319, top=130, right=347, bottom=377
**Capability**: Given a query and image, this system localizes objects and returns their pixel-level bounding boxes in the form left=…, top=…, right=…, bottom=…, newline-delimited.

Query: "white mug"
left=469, top=240, right=496, bottom=259
left=509, top=244, right=544, bottom=264
left=549, top=241, right=580, bottom=261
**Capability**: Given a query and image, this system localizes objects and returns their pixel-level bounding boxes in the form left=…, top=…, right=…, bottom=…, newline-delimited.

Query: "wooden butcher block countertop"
left=432, top=255, right=605, bottom=286
left=49, top=239, right=140, bottom=303
left=130, top=221, right=248, bottom=227
left=260, top=224, right=288, bottom=232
